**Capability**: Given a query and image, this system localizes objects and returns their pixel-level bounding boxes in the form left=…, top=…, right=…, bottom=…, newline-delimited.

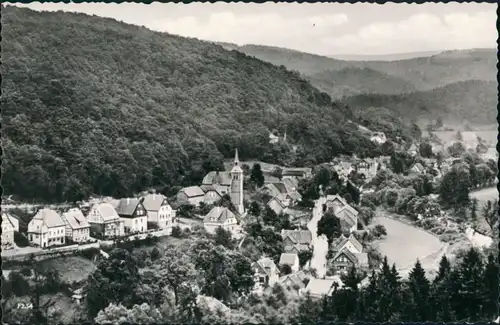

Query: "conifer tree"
left=406, top=259, right=431, bottom=321
left=482, top=253, right=499, bottom=319
left=454, top=248, right=485, bottom=321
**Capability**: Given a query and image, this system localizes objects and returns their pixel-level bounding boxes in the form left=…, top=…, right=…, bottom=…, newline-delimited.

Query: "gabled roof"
left=2, top=213, right=17, bottom=230
left=202, top=171, right=232, bottom=186
left=332, top=234, right=363, bottom=253
left=32, top=208, right=66, bottom=228
left=272, top=182, right=288, bottom=194
left=141, top=193, right=169, bottom=212
left=281, top=178, right=298, bottom=192
left=252, top=257, right=278, bottom=276
left=92, top=203, right=121, bottom=222
left=202, top=184, right=226, bottom=197
left=279, top=253, right=299, bottom=265
left=268, top=196, right=286, bottom=208
left=179, top=186, right=205, bottom=198
left=287, top=191, right=302, bottom=201
left=325, top=194, right=347, bottom=205
left=115, top=198, right=142, bottom=217
left=282, top=167, right=312, bottom=176
left=203, top=206, right=236, bottom=224
left=337, top=204, right=359, bottom=217
left=279, top=271, right=307, bottom=289
left=62, top=208, right=90, bottom=229
left=304, top=278, right=339, bottom=296
left=281, top=229, right=313, bottom=245
left=333, top=247, right=359, bottom=264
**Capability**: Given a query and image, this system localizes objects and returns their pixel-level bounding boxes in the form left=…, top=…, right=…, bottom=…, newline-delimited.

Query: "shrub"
left=372, top=224, right=387, bottom=238
left=171, top=226, right=183, bottom=238
left=150, top=247, right=160, bottom=261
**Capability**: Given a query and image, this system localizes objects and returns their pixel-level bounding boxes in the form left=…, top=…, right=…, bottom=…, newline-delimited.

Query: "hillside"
left=328, top=51, right=441, bottom=61
left=2, top=6, right=386, bottom=203
left=308, top=67, right=417, bottom=98
left=343, top=80, right=498, bottom=125
left=230, top=44, right=496, bottom=99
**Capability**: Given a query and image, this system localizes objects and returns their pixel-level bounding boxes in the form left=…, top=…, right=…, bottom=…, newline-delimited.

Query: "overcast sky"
left=13, top=2, right=497, bottom=56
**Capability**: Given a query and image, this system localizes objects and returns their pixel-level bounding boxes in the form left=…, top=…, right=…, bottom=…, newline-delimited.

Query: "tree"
left=86, top=248, right=141, bottom=317
left=453, top=248, right=485, bottom=321
left=250, top=163, right=265, bottom=188
left=439, top=166, right=471, bottom=208
left=482, top=253, right=499, bottom=319
left=317, top=211, right=342, bottom=244
left=405, top=260, right=431, bottom=321
left=419, top=142, right=433, bottom=158
left=280, top=264, right=292, bottom=275
left=447, top=142, right=465, bottom=158
left=214, top=227, right=235, bottom=250
left=454, top=130, right=463, bottom=141
left=298, top=249, right=313, bottom=268
left=94, top=303, right=163, bottom=324
left=154, top=245, right=199, bottom=307
left=248, top=201, right=261, bottom=217
left=410, top=124, right=422, bottom=142
left=482, top=200, right=498, bottom=232
left=470, top=198, right=478, bottom=221
left=435, top=117, right=443, bottom=129
left=9, top=272, right=30, bottom=297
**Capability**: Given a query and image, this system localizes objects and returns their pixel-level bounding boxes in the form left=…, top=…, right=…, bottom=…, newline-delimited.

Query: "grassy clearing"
left=40, top=256, right=97, bottom=283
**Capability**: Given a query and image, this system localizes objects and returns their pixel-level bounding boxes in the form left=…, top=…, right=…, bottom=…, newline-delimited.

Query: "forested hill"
left=2, top=6, right=386, bottom=202
left=227, top=44, right=496, bottom=100
left=343, top=80, right=498, bottom=125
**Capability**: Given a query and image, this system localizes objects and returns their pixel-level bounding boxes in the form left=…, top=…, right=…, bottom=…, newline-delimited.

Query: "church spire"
left=234, top=148, right=240, bottom=166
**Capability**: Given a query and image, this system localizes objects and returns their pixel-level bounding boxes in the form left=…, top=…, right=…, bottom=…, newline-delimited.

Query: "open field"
left=423, top=130, right=497, bottom=145
left=372, top=214, right=444, bottom=277
left=470, top=186, right=498, bottom=207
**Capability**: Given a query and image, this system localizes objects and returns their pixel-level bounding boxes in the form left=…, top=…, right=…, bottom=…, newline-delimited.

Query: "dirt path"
left=307, top=197, right=328, bottom=278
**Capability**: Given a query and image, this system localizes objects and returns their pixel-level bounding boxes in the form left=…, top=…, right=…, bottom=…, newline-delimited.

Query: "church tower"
left=230, top=149, right=244, bottom=215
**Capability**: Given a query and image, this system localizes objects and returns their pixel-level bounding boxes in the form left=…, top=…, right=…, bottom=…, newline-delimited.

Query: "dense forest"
left=308, top=67, right=417, bottom=98
left=2, top=6, right=397, bottom=203
left=343, top=80, right=497, bottom=125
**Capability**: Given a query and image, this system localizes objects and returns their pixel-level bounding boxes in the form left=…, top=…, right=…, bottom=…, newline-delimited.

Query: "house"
left=355, top=159, right=370, bottom=175
left=201, top=185, right=225, bottom=205
left=410, top=162, right=426, bottom=174
left=28, top=208, right=66, bottom=248
left=2, top=213, right=19, bottom=249
left=325, top=195, right=347, bottom=212
left=267, top=195, right=286, bottom=215
left=141, top=193, right=173, bottom=231
left=281, top=229, right=313, bottom=253
left=114, top=198, right=148, bottom=234
left=331, top=234, right=363, bottom=255
left=282, top=177, right=299, bottom=193
left=269, top=132, right=279, bottom=144
left=282, top=167, right=313, bottom=179
left=303, top=278, right=343, bottom=299
left=335, top=205, right=359, bottom=233
left=279, top=271, right=308, bottom=293
left=202, top=170, right=232, bottom=193
left=279, top=253, right=300, bottom=273
left=408, top=143, right=418, bottom=156
left=176, top=186, right=206, bottom=207
left=203, top=206, right=238, bottom=234
left=87, top=202, right=125, bottom=239
left=61, top=208, right=91, bottom=243
left=370, top=132, right=387, bottom=144
left=329, top=247, right=369, bottom=274
left=252, top=257, right=280, bottom=288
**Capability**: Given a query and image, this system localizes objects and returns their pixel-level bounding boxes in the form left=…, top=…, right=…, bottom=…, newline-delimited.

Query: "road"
left=307, top=197, right=328, bottom=278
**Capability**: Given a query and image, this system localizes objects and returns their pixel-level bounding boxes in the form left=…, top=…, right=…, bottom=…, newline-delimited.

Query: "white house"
left=28, top=208, right=66, bottom=248
left=141, top=193, right=173, bottom=232
left=2, top=213, right=19, bottom=249
left=252, top=257, right=280, bottom=289
left=114, top=198, right=148, bottom=234
left=87, top=202, right=125, bottom=239
left=203, top=206, right=238, bottom=234
left=279, top=253, right=300, bottom=273
left=61, top=208, right=91, bottom=243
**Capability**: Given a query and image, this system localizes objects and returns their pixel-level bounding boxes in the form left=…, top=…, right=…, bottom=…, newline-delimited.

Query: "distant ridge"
left=328, top=51, right=441, bottom=62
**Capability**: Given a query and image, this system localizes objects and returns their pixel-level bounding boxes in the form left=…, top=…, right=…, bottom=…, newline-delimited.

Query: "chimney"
left=127, top=198, right=130, bottom=205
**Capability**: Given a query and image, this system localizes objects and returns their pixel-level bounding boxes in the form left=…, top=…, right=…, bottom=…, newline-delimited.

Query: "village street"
left=307, top=196, right=328, bottom=278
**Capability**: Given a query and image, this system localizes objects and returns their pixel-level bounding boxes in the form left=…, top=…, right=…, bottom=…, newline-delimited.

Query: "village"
left=2, top=127, right=497, bottom=309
